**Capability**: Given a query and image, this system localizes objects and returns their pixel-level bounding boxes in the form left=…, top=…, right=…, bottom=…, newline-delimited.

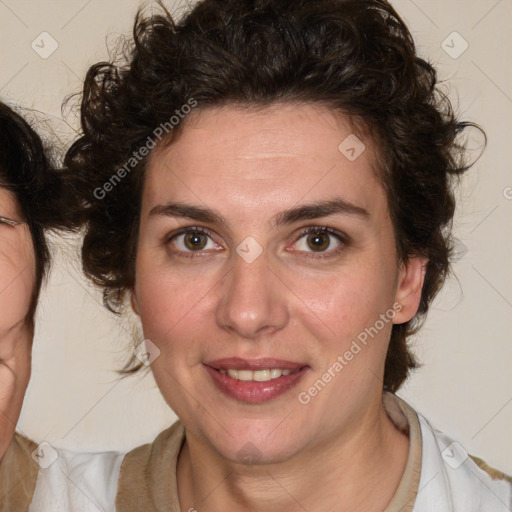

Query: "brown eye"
left=167, top=227, right=220, bottom=256
left=184, top=231, right=208, bottom=251
left=292, top=226, right=346, bottom=259
left=306, top=232, right=330, bottom=252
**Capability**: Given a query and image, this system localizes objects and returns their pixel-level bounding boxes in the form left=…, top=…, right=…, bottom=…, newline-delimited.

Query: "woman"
left=4, top=0, right=512, bottom=510
left=64, top=0, right=512, bottom=510
left=0, top=100, right=78, bottom=508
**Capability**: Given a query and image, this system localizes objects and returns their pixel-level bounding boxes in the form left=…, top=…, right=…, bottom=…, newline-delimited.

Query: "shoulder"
left=28, top=438, right=125, bottom=512
left=1, top=422, right=185, bottom=512
left=412, top=407, right=512, bottom=511
left=0, top=431, right=40, bottom=512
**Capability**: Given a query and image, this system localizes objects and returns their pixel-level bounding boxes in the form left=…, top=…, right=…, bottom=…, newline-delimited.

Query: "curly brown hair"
left=65, top=0, right=482, bottom=391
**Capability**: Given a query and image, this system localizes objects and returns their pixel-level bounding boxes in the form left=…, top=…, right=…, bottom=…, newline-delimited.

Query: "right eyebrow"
left=149, top=202, right=227, bottom=226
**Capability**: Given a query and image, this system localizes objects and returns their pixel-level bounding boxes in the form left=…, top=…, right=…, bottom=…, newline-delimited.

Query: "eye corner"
left=0, top=216, right=22, bottom=227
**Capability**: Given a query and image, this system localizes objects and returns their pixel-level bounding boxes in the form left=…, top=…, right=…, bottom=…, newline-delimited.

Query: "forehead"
left=143, top=103, right=384, bottom=219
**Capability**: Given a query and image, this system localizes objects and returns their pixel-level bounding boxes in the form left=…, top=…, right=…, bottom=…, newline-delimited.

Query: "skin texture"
left=132, top=103, right=427, bottom=511
left=0, top=187, right=35, bottom=460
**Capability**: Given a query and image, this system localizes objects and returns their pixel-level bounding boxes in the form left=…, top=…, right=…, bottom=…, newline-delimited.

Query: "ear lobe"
left=130, top=290, right=140, bottom=316
left=393, top=256, right=428, bottom=324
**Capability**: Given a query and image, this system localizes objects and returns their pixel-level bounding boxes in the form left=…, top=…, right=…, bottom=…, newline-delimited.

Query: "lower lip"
left=203, top=365, right=309, bottom=403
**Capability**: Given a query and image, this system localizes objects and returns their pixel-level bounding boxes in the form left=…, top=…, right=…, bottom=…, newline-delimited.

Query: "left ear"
left=393, top=256, right=428, bottom=324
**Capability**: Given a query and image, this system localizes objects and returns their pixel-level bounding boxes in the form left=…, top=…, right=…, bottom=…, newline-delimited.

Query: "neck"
left=177, top=395, right=409, bottom=512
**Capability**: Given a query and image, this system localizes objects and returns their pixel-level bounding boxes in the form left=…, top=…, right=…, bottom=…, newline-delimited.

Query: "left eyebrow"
left=148, top=196, right=370, bottom=229
left=273, top=197, right=370, bottom=228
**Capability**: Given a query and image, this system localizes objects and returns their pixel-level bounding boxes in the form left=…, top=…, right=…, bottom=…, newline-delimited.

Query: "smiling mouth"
left=205, top=357, right=307, bottom=377
left=203, top=358, right=309, bottom=403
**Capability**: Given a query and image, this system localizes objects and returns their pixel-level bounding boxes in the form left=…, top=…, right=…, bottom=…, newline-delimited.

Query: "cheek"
left=134, top=256, right=215, bottom=413
left=292, top=267, right=398, bottom=416
left=0, top=237, right=36, bottom=331
left=294, top=261, right=395, bottom=341
left=135, top=256, right=213, bottom=345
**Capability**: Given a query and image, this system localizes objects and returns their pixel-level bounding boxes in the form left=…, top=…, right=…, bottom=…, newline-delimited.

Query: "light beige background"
left=0, top=0, right=511, bottom=474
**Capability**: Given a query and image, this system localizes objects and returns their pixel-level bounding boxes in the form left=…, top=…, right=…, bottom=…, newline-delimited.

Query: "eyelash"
left=0, top=216, right=20, bottom=227
left=165, top=225, right=347, bottom=260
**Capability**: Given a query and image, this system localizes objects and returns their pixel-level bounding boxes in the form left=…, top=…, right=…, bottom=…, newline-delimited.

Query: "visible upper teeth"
left=219, top=368, right=292, bottom=381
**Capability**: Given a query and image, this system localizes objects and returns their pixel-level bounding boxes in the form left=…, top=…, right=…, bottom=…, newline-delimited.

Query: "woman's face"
left=0, top=186, right=36, bottom=333
left=133, top=103, right=425, bottom=463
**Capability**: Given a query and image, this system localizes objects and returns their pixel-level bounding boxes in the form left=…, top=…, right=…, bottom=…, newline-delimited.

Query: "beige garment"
left=383, top=393, right=423, bottom=512
left=116, top=393, right=423, bottom=512
left=0, top=432, right=39, bottom=512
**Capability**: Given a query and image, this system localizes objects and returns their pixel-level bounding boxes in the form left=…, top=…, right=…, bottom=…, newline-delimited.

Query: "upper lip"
left=204, top=357, right=307, bottom=371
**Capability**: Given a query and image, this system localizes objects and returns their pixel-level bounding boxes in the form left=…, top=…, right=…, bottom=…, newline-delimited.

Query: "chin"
left=195, top=417, right=308, bottom=466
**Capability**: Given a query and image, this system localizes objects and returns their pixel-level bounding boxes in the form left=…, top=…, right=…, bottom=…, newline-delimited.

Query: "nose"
left=215, top=248, right=289, bottom=339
